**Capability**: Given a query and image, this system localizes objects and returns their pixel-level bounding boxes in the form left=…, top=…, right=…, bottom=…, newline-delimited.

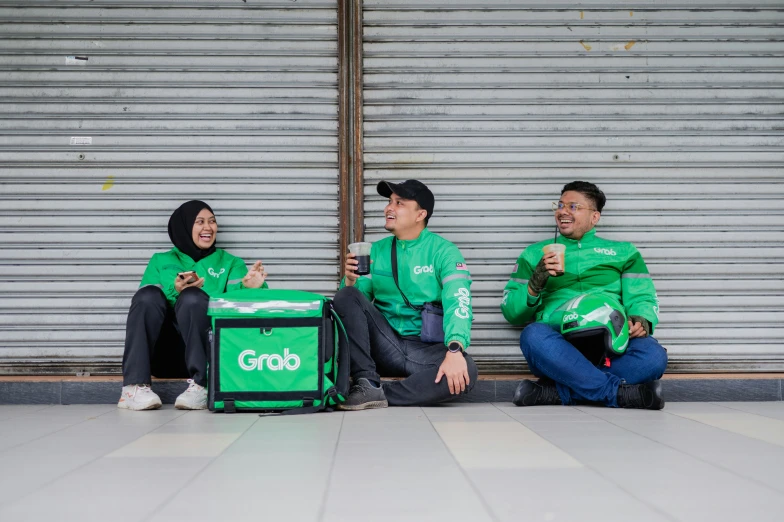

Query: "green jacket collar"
left=558, top=228, right=597, bottom=245
left=173, top=246, right=219, bottom=263
left=395, top=227, right=430, bottom=249
left=172, top=247, right=190, bottom=264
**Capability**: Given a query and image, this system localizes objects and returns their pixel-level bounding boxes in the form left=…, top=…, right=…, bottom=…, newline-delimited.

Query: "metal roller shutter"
left=361, top=0, right=784, bottom=372
left=0, top=0, right=341, bottom=373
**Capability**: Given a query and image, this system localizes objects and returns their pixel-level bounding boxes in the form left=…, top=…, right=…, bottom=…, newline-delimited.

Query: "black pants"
left=332, top=286, right=478, bottom=406
left=122, top=286, right=210, bottom=387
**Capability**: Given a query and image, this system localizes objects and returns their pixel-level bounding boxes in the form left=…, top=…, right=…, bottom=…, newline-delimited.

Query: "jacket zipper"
left=577, top=240, right=583, bottom=293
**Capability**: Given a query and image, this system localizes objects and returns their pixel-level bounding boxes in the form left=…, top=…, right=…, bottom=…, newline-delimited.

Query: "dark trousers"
left=122, top=286, right=211, bottom=387
left=332, top=286, right=478, bottom=406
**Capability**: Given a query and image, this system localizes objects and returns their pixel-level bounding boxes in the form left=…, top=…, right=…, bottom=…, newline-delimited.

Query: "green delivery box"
left=207, top=289, right=348, bottom=413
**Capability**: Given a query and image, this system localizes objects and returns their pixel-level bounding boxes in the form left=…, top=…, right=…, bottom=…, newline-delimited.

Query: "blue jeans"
left=520, top=322, right=668, bottom=407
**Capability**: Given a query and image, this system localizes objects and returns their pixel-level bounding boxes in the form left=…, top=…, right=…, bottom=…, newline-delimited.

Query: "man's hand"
left=344, top=252, right=359, bottom=287
left=174, top=274, right=204, bottom=293
left=242, top=260, right=267, bottom=289
left=628, top=316, right=651, bottom=339
left=435, top=351, right=470, bottom=395
left=541, top=251, right=563, bottom=277
left=528, top=255, right=556, bottom=297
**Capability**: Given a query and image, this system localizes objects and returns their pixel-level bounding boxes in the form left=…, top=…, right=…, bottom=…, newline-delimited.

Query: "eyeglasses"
left=552, top=201, right=597, bottom=213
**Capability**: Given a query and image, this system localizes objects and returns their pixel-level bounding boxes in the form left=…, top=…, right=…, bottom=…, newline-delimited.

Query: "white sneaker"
left=118, top=384, right=162, bottom=411
left=174, top=379, right=208, bottom=410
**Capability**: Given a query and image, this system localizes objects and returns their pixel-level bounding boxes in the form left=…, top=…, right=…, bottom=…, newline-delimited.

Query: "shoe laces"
left=618, top=383, right=643, bottom=407
left=185, top=379, right=204, bottom=393
left=348, top=380, right=374, bottom=398
left=536, top=382, right=561, bottom=405
left=127, top=384, right=153, bottom=398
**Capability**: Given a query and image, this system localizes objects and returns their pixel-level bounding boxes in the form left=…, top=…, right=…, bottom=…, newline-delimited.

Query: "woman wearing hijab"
left=118, top=200, right=268, bottom=411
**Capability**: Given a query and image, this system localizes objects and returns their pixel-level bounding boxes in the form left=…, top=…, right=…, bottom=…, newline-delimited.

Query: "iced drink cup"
left=348, top=242, right=372, bottom=276
left=542, top=243, right=566, bottom=276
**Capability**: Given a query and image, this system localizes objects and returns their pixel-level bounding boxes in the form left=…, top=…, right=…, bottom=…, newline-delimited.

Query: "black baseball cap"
left=377, top=180, right=435, bottom=224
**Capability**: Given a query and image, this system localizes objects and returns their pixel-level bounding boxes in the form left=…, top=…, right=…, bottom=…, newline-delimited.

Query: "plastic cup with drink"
left=542, top=243, right=566, bottom=276
left=348, top=242, right=372, bottom=276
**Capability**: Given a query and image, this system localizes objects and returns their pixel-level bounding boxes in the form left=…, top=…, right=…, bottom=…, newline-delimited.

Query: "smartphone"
left=177, top=271, right=198, bottom=284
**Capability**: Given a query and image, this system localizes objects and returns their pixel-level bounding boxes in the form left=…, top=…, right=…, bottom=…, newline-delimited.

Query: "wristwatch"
left=447, top=342, right=463, bottom=354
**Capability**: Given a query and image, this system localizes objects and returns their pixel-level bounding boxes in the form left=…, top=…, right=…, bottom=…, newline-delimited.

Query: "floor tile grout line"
left=497, top=403, right=682, bottom=522
left=316, top=412, right=346, bottom=522
left=578, top=406, right=784, bottom=498
left=0, top=404, right=54, bottom=421
left=664, top=406, right=784, bottom=450
left=422, top=406, right=501, bottom=522
left=135, top=412, right=262, bottom=522
left=0, top=407, right=190, bottom=512
left=709, top=401, right=784, bottom=423
left=0, top=404, right=121, bottom=458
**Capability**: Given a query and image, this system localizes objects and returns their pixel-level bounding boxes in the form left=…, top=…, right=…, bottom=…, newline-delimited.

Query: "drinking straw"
left=554, top=225, right=559, bottom=244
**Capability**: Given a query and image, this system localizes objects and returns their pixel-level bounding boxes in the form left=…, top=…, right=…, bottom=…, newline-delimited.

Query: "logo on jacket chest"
left=594, top=247, right=617, bottom=256
left=413, top=264, right=434, bottom=275
left=208, top=268, right=225, bottom=278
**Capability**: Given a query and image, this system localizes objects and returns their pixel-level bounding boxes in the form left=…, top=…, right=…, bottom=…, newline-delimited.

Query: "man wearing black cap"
left=332, top=180, right=478, bottom=409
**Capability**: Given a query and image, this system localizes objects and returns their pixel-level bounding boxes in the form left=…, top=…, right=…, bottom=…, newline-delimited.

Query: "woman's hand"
left=174, top=274, right=204, bottom=293
left=242, top=260, right=268, bottom=289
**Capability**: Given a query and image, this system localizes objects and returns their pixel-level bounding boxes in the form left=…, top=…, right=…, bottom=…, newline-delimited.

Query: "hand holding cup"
left=348, top=242, right=371, bottom=276
left=344, top=242, right=372, bottom=287
left=541, top=243, right=566, bottom=276
left=344, top=253, right=360, bottom=287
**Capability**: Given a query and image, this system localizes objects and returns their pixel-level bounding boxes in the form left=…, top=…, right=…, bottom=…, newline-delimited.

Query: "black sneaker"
left=512, top=379, right=562, bottom=406
left=337, top=378, right=388, bottom=411
left=616, top=380, right=665, bottom=410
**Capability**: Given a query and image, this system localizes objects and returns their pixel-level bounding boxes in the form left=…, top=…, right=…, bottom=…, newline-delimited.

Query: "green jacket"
left=139, top=247, right=268, bottom=307
left=341, top=228, right=473, bottom=349
left=500, top=229, right=659, bottom=332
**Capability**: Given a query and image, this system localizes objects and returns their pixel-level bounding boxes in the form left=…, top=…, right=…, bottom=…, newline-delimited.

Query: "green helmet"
left=548, top=293, right=629, bottom=363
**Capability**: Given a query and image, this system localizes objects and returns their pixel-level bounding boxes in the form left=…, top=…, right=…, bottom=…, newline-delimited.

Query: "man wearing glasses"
left=501, top=181, right=668, bottom=409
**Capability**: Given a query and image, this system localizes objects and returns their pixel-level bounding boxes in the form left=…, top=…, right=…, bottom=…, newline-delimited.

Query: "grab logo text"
left=239, top=348, right=300, bottom=371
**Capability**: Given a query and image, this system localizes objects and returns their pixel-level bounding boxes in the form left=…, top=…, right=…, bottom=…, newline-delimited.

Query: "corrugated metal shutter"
left=0, top=0, right=340, bottom=373
left=361, top=1, right=784, bottom=372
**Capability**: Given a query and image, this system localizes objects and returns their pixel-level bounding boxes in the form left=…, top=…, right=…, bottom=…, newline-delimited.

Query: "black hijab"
left=167, top=200, right=216, bottom=262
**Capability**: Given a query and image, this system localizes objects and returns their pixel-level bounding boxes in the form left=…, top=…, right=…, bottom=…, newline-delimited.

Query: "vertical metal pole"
left=351, top=0, right=365, bottom=243
left=338, top=0, right=364, bottom=278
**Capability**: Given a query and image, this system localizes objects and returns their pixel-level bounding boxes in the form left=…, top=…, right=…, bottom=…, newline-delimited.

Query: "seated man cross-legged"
left=333, top=180, right=478, bottom=410
left=501, top=181, right=668, bottom=409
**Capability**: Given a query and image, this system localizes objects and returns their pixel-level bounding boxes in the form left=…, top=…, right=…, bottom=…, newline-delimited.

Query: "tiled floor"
left=1, top=403, right=783, bottom=522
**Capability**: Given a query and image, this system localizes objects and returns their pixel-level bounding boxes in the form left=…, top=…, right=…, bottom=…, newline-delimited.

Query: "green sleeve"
left=620, top=246, right=660, bottom=333
left=226, top=256, right=248, bottom=292
left=438, top=247, right=472, bottom=350
left=226, top=256, right=270, bottom=292
left=139, top=254, right=179, bottom=303
left=338, top=275, right=373, bottom=301
left=500, top=250, right=541, bottom=325
left=138, top=256, right=159, bottom=289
